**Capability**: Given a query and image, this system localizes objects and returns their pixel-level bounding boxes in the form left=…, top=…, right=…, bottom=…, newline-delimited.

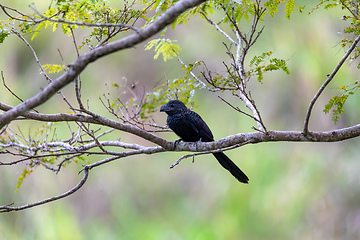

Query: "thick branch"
left=0, top=102, right=169, bottom=148
left=0, top=0, right=207, bottom=129
left=173, top=124, right=360, bottom=152
left=2, top=101, right=359, bottom=153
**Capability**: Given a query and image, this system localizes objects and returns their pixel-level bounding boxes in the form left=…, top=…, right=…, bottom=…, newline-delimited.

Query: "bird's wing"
left=186, top=111, right=214, bottom=142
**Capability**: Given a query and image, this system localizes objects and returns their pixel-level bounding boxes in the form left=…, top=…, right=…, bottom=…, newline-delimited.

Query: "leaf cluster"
left=0, top=0, right=147, bottom=47
left=212, top=0, right=296, bottom=22
left=145, top=38, right=181, bottom=62
left=324, top=81, right=360, bottom=124
left=0, top=29, right=9, bottom=43
left=249, top=51, right=290, bottom=82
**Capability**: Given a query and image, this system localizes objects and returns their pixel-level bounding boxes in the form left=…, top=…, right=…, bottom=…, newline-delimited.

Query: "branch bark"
left=173, top=124, right=360, bottom=153
left=2, top=101, right=360, bottom=154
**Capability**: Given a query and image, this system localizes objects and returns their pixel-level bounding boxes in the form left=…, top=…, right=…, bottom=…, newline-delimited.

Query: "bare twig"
left=10, top=28, right=77, bottom=112
left=69, top=27, right=84, bottom=111
left=82, top=145, right=165, bottom=171
left=10, top=28, right=52, bottom=83
left=218, top=96, right=267, bottom=132
left=200, top=12, right=237, bottom=46
left=1, top=71, right=25, bottom=104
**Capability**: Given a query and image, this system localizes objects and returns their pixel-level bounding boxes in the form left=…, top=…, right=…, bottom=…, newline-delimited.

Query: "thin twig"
left=1, top=71, right=25, bottom=104
left=218, top=96, right=267, bottom=132
left=11, top=28, right=52, bottom=83
left=69, top=27, right=84, bottom=111
left=81, top=145, right=165, bottom=171
left=0, top=166, right=90, bottom=213
left=11, top=28, right=76, bottom=112
left=200, top=11, right=237, bottom=46
left=340, top=0, right=360, bottom=20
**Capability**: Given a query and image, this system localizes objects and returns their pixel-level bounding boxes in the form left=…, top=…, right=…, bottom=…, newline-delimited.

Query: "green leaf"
left=0, top=30, right=10, bottom=44
left=145, top=38, right=181, bottom=61
left=324, top=80, right=360, bottom=124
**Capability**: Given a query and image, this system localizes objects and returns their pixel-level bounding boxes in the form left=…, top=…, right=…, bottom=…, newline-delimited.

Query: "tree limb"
left=0, top=101, right=170, bottom=147
left=171, top=124, right=360, bottom=153
left=2, top=100, right=360, bottom=154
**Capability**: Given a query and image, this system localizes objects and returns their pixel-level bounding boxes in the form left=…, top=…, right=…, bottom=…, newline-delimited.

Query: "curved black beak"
left=160, top=103, right=169, bottom=112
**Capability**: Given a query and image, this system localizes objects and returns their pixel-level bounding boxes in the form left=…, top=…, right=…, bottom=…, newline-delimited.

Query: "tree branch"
left=303, top=34, right=360, bottom=134
left=200, top=11, right=237, bottom=46
left=0, top=101, right=170, bottom=148
left=340, top=0, right=360, bottom=20
left=0, top=0, right=207, bottom=130
left=83, top=146, right=165, bottom=171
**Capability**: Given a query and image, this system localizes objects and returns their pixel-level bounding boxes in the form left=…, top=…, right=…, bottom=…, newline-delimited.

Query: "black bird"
left=160, top=99, right=249, bottom=183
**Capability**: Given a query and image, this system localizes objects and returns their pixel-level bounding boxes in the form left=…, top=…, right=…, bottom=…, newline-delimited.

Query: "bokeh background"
left=1, top=0, right=360, bottom=239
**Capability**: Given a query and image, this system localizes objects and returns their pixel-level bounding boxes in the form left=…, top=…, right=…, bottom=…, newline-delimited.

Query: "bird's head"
left=160, top=100, right=187, bottom=115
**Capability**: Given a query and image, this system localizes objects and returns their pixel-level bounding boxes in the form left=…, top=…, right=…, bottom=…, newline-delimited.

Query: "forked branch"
left=303, top=34, right=360, bottom=134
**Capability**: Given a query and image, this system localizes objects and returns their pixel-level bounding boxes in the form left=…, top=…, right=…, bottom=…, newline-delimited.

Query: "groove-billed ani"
left=160, top=100, right=249, bottom=183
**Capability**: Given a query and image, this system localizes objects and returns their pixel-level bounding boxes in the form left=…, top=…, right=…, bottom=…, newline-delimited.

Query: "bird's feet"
left=173, top=138, right=183, bottom=150
left=195, top=138, right=203, bottom=151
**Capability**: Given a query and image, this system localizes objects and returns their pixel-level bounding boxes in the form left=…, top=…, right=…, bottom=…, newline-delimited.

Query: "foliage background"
left=0, top=0, right=360, bottom=239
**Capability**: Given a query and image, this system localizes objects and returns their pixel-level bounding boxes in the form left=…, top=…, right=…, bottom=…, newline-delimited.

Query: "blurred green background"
left=1, top=0, right=360, bottom=239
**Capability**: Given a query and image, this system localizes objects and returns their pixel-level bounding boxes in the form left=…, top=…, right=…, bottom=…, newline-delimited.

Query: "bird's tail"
left=213, top=152, right=249, bottom=184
